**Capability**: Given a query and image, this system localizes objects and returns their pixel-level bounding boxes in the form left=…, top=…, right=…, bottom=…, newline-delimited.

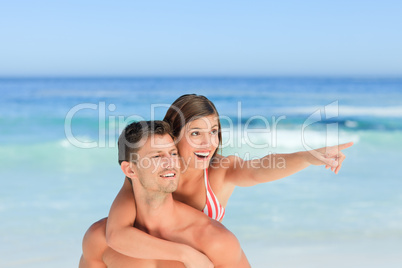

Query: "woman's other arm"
left=223, top=142, right=354, bottom=187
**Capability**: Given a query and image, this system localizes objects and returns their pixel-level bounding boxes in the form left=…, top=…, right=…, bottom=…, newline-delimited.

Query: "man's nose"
left=162, top=155, right=175, bottom=168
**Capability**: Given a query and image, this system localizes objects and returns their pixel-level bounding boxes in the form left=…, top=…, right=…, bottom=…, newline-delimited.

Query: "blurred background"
left=0, top=1, right=401, bottom=267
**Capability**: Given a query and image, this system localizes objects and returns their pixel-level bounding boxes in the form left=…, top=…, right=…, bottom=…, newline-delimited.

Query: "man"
left=79, top=121, right=250, bottom=268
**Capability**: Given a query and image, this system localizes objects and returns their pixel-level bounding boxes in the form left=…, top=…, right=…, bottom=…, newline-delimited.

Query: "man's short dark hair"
left=118, top=120, right=172, bottom=165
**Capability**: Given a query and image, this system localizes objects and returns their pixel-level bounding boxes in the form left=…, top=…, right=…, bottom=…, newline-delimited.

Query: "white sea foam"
left=221, top=129, right=360, bottom=153
left=59, top=136, right=97, bottom=149
left=277, top=105, right=402, bottom=117
left=60, top=139, right=72, bottom=148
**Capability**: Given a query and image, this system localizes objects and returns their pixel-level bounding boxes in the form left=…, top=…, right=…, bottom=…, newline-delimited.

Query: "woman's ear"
left=120, top=161, right=137, bottom=180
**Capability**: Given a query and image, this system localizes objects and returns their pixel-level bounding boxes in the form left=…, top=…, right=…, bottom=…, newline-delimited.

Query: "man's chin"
left=163, top=184, right=178, bottom=194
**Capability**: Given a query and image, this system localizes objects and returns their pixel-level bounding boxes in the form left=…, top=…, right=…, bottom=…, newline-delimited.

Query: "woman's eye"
left=171, top=152, right=178, bottom=156
left=211, top=129, right=218, bottom=135
left=152, top=155, right=160, bottom=158
left=191, top=131, right=199, bottom=136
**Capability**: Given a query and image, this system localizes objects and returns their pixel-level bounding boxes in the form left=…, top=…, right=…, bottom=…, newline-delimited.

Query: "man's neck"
left=132, top=188, right=177, bottom=235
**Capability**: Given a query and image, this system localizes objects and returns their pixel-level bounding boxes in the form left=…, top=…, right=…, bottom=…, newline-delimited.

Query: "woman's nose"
left=199, top=133, right=211, bottom=146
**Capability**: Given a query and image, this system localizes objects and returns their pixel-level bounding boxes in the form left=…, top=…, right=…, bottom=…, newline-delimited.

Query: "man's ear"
left=121, top=161, right=137, bottom=180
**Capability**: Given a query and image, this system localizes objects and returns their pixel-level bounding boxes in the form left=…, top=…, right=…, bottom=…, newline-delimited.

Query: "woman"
left=106, top=94, right=353, bottom=267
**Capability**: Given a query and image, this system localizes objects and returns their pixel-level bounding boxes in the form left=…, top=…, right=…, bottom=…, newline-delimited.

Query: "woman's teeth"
left=194, top=152, right=210, bottom=158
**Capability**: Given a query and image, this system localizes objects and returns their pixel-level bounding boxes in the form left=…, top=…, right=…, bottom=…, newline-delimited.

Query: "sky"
left=1, top=0, right=402, bottom=77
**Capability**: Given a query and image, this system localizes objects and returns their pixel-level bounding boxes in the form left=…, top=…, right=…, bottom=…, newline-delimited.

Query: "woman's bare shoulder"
left=210, top=153, right=244, bottom=169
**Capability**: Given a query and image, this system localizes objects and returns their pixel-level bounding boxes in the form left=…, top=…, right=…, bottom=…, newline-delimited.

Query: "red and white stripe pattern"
left=202, top=169, right=225, bottom=222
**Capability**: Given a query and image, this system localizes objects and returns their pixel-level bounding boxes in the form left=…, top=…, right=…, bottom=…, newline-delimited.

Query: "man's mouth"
left=194, top=151, right=210, bottom=160
left=160, top=171, right=177, bottom=179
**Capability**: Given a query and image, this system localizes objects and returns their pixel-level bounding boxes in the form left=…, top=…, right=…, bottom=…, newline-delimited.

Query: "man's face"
left=132, top=134, right=180, bottom=194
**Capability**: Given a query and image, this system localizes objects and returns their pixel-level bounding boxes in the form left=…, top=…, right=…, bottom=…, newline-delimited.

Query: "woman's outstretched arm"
left=222, top=142, right=354, bottom=187
left=105, top=178, right=213, bottom=268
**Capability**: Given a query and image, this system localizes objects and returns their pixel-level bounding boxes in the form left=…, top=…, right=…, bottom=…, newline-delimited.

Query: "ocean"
left=0, top=77, right=401, bottom=267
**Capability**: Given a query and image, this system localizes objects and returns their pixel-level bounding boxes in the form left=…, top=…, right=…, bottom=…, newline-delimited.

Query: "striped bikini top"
left=202, top=169, right=225, bottom=221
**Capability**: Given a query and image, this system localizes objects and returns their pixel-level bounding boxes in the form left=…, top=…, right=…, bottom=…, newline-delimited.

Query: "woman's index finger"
left=339, top=141, right=354, bottom=150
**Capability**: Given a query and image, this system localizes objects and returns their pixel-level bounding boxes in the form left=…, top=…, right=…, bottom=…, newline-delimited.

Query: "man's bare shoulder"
left=198, top=219, right=239, bottom=250
left=83, top=218, right=107, bottom=245
left=80, top=217, right=108, bottom=267
left=174, top=203, right=246, bottom=267
left=195, top=218, right=248, bottom=267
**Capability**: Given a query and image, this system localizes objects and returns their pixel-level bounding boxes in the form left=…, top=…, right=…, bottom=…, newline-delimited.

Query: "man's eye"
left=172, top=152, right=178, bottom=156
left=152, top=155, right=160, bottom=158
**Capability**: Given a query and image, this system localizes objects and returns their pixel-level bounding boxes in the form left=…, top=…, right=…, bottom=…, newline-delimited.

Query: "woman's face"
left=176, top=114, right=220, bottom=170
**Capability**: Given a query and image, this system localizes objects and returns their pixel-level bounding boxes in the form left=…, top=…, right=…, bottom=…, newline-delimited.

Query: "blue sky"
left=1, top=0, right=401, bottom=77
